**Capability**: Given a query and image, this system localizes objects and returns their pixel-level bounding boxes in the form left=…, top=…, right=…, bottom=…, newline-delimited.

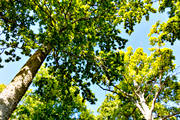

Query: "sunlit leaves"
left=149, top=0, right=180, bottom=45
left=0, top=84, right=6, bottom=93
left=10, top=66, right=96, bottom=120
left=0, top=0, right=161, bottom=68
left=1, top=0, right=179, bottom=119
left=0, top=0, right=163, bottom=103
left=96, top=46, right=179, bottom=119
left=97, top=94, right=143, bottom=119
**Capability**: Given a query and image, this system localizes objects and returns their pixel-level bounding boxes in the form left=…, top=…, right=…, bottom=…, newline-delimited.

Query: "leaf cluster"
left=10, top=66, right=96, bottom=120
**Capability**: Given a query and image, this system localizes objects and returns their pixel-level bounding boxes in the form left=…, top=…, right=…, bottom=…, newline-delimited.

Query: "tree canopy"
left=0, top=0, right=157, bottom=66
left=0, top=0, right=180, bottom=119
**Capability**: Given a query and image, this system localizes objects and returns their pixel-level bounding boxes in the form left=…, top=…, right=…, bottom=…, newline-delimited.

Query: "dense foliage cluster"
left=9, top=67, right=95, bottom=120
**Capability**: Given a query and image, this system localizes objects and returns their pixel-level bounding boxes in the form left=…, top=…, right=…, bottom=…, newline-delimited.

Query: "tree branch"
left=131, top=107, right=137, bottom=115
left=32, top=0, right=56, bottom=28
left=111, top=84, right=133, bottom=98
left=162, top=112, right=180, bottom=120
left=150, top=73, right=163, bottom=112
left=97, top=84, right=130, bottom=99
left=122, top=75, right=139, bottom=99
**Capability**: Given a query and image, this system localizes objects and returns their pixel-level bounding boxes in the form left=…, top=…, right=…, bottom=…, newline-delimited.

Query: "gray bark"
left=0, top=46, right=51, bottom=120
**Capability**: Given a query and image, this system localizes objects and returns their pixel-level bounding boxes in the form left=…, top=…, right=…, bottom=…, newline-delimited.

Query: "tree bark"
left=0, top=46, right=51, bottom=120
left=135, top=92, right=154, bottom=120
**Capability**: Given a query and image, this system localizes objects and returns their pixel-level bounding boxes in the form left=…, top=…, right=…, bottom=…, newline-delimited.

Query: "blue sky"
left=0, top=5, right=180, bottom=116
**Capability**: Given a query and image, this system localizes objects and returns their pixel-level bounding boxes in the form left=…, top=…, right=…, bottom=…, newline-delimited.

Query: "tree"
left=0, top=0, right=158, bottom=119
left=10, top=66, right=96, bottom=120
left=97, top=1, right=180, bottom=119
left=96, top=47, right=180, bottom=120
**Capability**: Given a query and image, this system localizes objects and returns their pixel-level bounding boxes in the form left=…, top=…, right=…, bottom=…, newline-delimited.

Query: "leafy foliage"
left=0, top=0, right=159, bottom=103
left=0, top=0, right=156, bottom=64
left=149, top=0, right=180, bottom=45
left=0, top=0, right=180, bottom=119
left=0, top=84, right=6, bottom=93
left=96, top=47, right=180, bottom=119
left=10, top=66, right=96, bottom=120
left=97, top=94, right=143, bottom=120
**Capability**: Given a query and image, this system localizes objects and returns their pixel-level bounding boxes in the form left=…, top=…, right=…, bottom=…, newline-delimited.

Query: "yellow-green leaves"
left=113, top=0, right=157, bottom=34
left=1, top=0, right=179, bottom=119
left=149, top=0, right=180, bottom=46
left=11, top=66, right=96, bottom=119
left=97, top=46, right=178, bottom=119
left=0, top=84, right=6, bottom=93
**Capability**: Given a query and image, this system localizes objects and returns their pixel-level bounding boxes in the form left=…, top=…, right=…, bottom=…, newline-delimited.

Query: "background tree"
left=0, top=0, right=158, bottom=119
left=95, top=47, right=180, bottom=120
left=96, top=1, right=180, bottom=119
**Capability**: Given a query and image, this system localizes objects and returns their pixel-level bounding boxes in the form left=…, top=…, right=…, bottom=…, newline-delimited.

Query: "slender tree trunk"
left=0, top=46, right=51, bottom=120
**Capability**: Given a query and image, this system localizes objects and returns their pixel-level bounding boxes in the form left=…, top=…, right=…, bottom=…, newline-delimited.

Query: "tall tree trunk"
left=0, top=46, right=51, bottom=120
